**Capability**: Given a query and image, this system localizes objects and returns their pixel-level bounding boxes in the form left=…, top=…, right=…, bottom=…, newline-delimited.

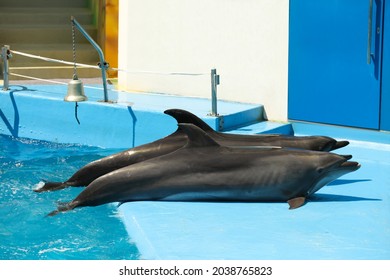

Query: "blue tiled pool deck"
left=1, top=83, right=389, bottom=260
left=121, top=123, right=390, bottom=260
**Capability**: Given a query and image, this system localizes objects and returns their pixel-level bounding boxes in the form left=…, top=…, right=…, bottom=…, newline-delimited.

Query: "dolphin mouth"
left=340, top=154, right=353, bottom=160
left=320, top=139, right=337, bottom=151
left=308, top=158, right=361, bottom=196
left=339, top=160, right=361, bottom=170
left=320, top=139, right=350, bottom=152
left=332, top=140, right=350, bottom=151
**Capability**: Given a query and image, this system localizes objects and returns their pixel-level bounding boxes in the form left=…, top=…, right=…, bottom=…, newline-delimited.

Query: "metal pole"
left=1, top=45, right=10, bottom=91
left=71, top=16, right=109, bottom=102
left=210, top=68, right=220, bottom=116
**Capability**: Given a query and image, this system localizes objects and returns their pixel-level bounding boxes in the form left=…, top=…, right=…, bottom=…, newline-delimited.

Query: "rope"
left=10, top=49, right=209, bottom=76
left=9, top=73, right=68, bottom=85
left=9, top=72, right=114, bottom=92
left=10, top=50, right=100, bottom=69
left=110, top=67, right=208, bottom=76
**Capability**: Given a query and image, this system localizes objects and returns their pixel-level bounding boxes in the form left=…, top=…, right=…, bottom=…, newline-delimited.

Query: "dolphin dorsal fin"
left=178, top=123, right=220, bottom=148
left=164, top=109, right=214, bottom=133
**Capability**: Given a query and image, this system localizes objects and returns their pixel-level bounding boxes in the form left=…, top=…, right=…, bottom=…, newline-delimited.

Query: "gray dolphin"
left=35, top=128, right=185, bottom=192
left=164, top=109, right=349, bottom=151
left=48, top=123, right=360, bottom=216
left=36, top=109, right=349, bottom=193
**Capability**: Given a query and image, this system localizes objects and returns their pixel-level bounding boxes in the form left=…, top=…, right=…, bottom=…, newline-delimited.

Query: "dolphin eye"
left=317, top=168, right=324, bottom=174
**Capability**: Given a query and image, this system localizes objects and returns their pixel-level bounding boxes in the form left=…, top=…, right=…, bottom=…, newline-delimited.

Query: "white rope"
left=9, top=73, right=68, bottom=85
left=11, top=50, right=100, bottom=69
left=9, top=72, right=120, bottom=92
left=9, top=66, right=90, bottom=70
left=10, top=49, right=209, bottom=76
left=108, top=66, right=208, bottom=76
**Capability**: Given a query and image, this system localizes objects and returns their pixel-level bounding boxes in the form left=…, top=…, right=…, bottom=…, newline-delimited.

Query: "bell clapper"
left=74, top=102, right=81, bottom=125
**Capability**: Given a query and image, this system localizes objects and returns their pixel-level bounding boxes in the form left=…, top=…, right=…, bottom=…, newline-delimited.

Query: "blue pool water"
left=0, top=134, right=140, bottom=260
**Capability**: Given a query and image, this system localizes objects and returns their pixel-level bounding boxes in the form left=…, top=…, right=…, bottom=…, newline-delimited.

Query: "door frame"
left=380, top=0, right=390, bottom=131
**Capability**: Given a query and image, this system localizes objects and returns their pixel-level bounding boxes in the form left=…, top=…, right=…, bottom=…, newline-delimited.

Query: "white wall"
left=118, top=0, right=289, bottom=121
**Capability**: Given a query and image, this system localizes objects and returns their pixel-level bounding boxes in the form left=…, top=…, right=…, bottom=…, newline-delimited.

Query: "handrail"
left=71, top=16, right=109, bottom=102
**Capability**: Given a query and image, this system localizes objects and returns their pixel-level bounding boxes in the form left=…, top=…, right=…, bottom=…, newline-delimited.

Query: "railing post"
left=210, top=68, right=220, bottom=116
left=1, top=45, right=10, bottom=91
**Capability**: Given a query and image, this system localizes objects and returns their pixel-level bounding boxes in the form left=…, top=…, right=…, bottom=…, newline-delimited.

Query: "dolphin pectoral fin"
left=287, top=197, right=306, bottom=210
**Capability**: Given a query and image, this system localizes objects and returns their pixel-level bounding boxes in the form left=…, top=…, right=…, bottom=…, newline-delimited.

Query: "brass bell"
left=64, top=74, right=88, bottom=102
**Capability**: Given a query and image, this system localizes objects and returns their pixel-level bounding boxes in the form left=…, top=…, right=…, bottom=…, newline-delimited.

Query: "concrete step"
left=0, top=8, right=93, bottom=25
left=225, top=121, right=294, bottom=135
left=0, top=0, right=89, bottom=8
left=7, top=44, right=102, bottom=79
left=201, top=105, right=265, bottom=131
left=220, top=106, right=267, bottom=131
left=0, top=24, right=97, bottom=44
left=8, top=44, right=100, bottom=66
left=0, top=0, right=99, bottom=81
left=6, top=44, right=101, bottom=80
left=9, top=66, right=102, bottom=80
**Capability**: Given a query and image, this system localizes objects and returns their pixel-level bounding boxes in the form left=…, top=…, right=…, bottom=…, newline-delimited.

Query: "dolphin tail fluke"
left=47, top=201, right=78, bottom=217
left=332, top=141, right=350, bottom=151
left=34, top=181, right=70, bottom=193
left=287, top=197, right=306, bottom=210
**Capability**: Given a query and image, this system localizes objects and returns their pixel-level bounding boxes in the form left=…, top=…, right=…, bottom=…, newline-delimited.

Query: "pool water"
left=0, top=134, right=140, bottom=260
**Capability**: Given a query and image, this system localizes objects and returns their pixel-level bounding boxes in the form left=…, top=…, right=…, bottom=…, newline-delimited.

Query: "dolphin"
left=36, top=109, right=349, bottom=193
left=48, top=123, right=360, bottom=216
left=35, top=128, right=185, bottom=192
left=164, top=109, right=349, bottom=151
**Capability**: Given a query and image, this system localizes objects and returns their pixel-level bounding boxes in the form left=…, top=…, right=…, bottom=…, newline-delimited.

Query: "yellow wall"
left=105, top=0, right=118, bottom=78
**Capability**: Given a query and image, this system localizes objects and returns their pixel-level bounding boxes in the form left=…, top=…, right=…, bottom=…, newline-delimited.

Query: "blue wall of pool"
left=0, top=84, right=265, bottom=149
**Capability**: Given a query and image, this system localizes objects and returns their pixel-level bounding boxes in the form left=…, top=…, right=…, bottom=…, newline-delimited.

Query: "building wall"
left=105, top=0, right=119, bottom=78
left=118, top=0, right=289, bottom=121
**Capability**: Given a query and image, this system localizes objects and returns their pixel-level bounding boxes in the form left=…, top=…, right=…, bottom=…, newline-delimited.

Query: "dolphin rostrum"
left=36, top=109, right=350, bottom=193
left=48, top=123, right=360, bottom=216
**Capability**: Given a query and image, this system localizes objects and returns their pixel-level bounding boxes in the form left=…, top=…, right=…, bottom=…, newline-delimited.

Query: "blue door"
left=288, top=0, right=386, bottom=130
